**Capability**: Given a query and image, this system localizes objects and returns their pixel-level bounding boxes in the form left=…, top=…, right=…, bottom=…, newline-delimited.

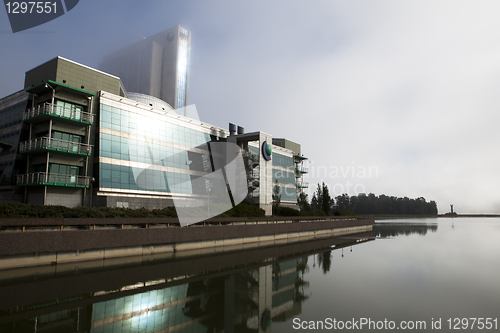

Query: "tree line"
left=335, top=193, right=438, bottom=215
left=296, top=182, right=438, bottom=215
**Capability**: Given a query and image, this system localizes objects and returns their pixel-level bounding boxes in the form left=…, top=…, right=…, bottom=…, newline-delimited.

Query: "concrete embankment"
left=0, top=231, right=375, bottom=315
left=0, top=216, right=374, bottom=270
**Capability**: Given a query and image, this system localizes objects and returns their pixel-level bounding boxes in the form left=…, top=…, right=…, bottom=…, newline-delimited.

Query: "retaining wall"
left=0, top=217, right=374, bottom=269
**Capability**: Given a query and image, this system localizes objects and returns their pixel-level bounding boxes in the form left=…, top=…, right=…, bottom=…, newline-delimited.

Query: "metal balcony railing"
left=17, top=172, right=90, bottom=187
left=296, top=181, right=309, bottom=188
left=295, top=166, right=309, bottom=174
left=23, top=102, right=94, bottom=124
left=19, top=137, right=92, bottom=155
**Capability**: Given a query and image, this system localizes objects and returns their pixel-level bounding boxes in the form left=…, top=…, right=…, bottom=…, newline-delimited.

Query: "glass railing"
left=19, top=137, right=92, bottom=155
left=22, top=102, right=94, bottom=124
left=17, top=172, right=90, bottom=187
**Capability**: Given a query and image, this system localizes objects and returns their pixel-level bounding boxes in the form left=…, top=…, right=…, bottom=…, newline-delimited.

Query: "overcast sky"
left=1, top=0, right=499, bottom=213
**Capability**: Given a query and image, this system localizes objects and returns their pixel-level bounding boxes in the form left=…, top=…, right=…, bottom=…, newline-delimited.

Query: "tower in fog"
left=100, top=25, right=191, bottom=109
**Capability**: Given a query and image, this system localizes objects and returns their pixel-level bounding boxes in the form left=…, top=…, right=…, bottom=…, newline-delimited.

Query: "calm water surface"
left=0, top=217, right=499, bottom=332
left=274, top=217, right=500, bottom=332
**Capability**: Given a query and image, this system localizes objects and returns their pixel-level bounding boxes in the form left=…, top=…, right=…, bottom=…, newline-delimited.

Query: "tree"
left=272, top=179, right=281, bottom=213
left=310, top=182, right=332, bottom=214
left=336, top=193, right=350, bottom=210
left=349, top=195, right=358, bottom=212
left=321, top=182, right=331, bottom=215
left=317, top=250, right=332, bottom=274
left=346, top=193, right=438, bottom=215
left=298, top=191, right=310, bottom=211
left=428, top=200, right=438, bottom=214
left=311, top=193, right=319, bottom=211
left=314, top=183, right=323, bottom=211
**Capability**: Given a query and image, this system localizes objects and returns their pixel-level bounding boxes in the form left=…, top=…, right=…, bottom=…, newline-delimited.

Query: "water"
left=0, top=217, right=499, bottom=332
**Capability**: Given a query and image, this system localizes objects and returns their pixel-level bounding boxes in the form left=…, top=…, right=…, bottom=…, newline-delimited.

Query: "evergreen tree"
left=311, top=193, right=319, bottom=211
left=298, top=191, right=310, bottom=211
left=315, top=183, right=323, bottom=210
left=343, top=193, right=438, bottom=215
left=321, top=182, right=331, bottom=215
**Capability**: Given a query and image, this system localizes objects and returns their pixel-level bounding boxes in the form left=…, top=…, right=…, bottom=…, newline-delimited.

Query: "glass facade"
left=0, top=91, right=28, bottom=186
left=176, top=28, right=189, bottom=109
left=272, top=152, right=293, bottom=169
left=99, top=102, right=217, bottom=195
left=272, top=151, right=297, bottom=202
left=247, top=146, right=297, bottom=203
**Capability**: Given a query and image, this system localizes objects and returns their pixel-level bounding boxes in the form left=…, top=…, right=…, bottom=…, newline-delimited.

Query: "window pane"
left=50, top=164, right=59, bottom=174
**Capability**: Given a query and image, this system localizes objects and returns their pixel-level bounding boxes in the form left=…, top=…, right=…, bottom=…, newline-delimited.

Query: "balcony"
left=17, top=172, right=90, bottom=188
left=23, top=102, right=94, bottom=124
left=294, top=154, right=308, bottom=162
left=19, top=137, right=92, bottom=155
left=296, top=181, right=309, bottom=189
left=295, top=166, right=309, bottom=175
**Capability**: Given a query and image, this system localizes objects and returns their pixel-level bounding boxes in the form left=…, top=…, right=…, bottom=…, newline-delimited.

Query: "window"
left=55, top=100, right=85, bottom=120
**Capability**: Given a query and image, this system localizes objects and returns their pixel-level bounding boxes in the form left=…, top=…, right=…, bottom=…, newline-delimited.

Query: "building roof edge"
left=24, top=56, right=121, bottom=81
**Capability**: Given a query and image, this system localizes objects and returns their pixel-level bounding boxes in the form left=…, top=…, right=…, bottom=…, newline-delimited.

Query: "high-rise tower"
left=99, top=25, right=191, bottom=109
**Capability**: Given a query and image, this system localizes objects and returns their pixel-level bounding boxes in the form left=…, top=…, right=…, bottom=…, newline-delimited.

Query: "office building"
left=273, top=138, right=309, bottom=195
left=99, top=25, right=191, bottom=110
left=0, top=56, right=307, bottom=216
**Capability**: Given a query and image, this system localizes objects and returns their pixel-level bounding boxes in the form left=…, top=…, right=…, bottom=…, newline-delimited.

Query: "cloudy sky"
left=1, top=0, right=499, bottom=213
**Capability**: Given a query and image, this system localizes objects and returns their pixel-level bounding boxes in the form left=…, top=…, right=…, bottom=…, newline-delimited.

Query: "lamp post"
left=89, top=177, right=95, bottom=218
left=44, top=82, right=55, bottom=115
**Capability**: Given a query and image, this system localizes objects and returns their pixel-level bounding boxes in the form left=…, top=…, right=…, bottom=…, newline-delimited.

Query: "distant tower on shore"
left=450, top=204, right=454, bottom=214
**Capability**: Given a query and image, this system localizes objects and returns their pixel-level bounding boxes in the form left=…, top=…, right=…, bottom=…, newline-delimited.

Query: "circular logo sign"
left=262, top=141, right=272, bottom=161
left=167, top=32, right=174, bottom=42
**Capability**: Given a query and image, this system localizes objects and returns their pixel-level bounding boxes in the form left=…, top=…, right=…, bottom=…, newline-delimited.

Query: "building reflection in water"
left=85, top=258, right=308, bottom=333
left=0, top=232, right=376, bottom=333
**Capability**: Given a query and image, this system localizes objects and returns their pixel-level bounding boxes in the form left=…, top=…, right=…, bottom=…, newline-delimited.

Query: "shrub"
left=300, top=209, right=326, bottom=216
left=219, top=202, right=265, bottom=217
left=151, top=207, right=177, bottom=218
left=0, top=201, right=267, bottom=219
left=333, top=210, right=356, bottom=216
left=274, top=206, right=300, bottom=216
